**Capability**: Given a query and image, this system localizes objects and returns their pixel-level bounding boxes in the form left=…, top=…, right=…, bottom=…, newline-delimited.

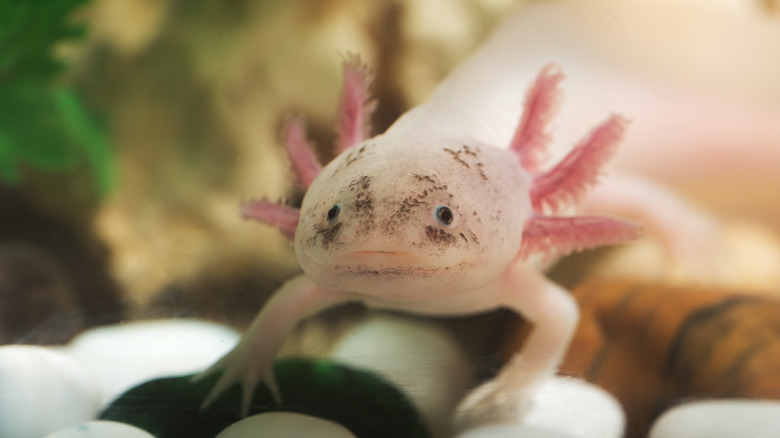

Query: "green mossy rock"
left=100, top=358, right=429, bottom=438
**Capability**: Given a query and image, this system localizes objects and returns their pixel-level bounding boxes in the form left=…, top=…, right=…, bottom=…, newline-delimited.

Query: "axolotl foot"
left=451, top=375, right=536, bottom=433
left=195, top=276, right=354, bottom=416
left=194, top=334, right=281, bottom=417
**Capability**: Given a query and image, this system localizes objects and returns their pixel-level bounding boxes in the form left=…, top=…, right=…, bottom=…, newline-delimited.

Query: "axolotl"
left=200, top=33, right=643, bottom=435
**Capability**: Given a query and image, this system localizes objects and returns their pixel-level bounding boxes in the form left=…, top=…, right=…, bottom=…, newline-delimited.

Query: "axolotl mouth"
left=327, top=250, right=442, bottom=278
left=301, top=248, right=485, bottom=298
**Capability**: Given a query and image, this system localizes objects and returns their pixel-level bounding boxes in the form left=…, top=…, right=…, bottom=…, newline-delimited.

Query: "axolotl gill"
left=199, top=16, right=644, bottom=434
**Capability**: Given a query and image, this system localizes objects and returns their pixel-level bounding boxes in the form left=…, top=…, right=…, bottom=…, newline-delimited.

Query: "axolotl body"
left=200, top=23, right=643, bottom=433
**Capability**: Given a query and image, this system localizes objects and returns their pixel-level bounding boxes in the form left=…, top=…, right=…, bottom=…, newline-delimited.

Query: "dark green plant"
left=0, top=0, right=114, bottom=195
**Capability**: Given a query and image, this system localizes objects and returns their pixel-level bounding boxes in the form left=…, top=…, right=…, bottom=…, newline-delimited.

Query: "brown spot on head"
left=476, top=162, right=488, bottom=181
left=413, top=174, right=439, bottom=184
left=442, top=145, right=490, bottom=181
left=461, top=145, right=479, bottom=157
left=332, top=144, right=372, bottom=176
left=348, top=174, right=372, bottom=191
left=384, top=173, right=454, bottom=232
left=316, top=222, right=342, bottom=249
left=353, top=195, right=373, bottom=214
left=346, top=145, right=368, bottom=166
left=425, top=225, right=458, bottom=246
left=444, top=148, right=470, bottom=169
left=346, top=175, right=375, bottom=233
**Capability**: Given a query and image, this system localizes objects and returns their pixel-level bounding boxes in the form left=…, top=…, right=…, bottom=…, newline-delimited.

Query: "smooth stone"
left=649, top=399, right=780, bottom=438
left=215, top=412, right=356, bottom=438
left=456, top=423, right=575, bottom=438
left=43, top=420, right=155, bottom=438
left=522, top=377, right=625, bottom=438
left=328, top=314, right=470, bottom=438
left=62, top=319, right=239, bottom=406
left=0, top=345, right=101, bottom=438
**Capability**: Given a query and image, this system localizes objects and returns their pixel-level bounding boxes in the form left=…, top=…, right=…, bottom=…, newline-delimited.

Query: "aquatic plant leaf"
left=0, top=0, right=115, bottom=195
left=0, top=0, right=88, bottom=83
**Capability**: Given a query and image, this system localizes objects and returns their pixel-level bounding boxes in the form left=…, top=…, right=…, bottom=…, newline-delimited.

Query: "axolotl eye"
left=435, top=205, right=454, bottom=225
left=326, top=204, right=341, bottom=224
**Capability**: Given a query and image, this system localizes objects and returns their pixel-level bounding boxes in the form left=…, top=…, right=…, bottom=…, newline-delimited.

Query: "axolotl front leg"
left=198, top=275, right=358, bottom=415
left=198, top=260, right=576, bottom=426
left=443, top=262, right=580, bottom=431
left=197, top=252, right=576, bottom=426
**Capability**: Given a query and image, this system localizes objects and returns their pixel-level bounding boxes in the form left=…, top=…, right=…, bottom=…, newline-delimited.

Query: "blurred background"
left=1, top=0, right=779, bottom=346
left=0, top=0, right=522, bottom=344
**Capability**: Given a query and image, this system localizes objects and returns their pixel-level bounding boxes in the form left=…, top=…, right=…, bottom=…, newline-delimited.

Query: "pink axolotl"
left=198, top=46, right=642, bottom=430
left=464, top=0, right=780, bottom=284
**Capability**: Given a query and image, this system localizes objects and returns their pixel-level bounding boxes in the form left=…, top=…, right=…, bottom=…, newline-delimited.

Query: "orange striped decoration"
left=503, top=278, right=780, bottom=438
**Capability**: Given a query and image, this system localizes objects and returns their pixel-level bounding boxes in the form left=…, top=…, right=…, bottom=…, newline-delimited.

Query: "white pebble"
left=456, top=423, right=575, bottom=438
left=43, top=420, right=155, bottom=438
left=649, top=399, right=780, bottom=438
left=522, top=376, right=625, bottom=438
left=329, top=314, right=470, bottom=438
left=62, top=319, right=239, bottom=407
left=215, top=412, right=356, bottom=438
left=0, top=345, right=101, bottom=438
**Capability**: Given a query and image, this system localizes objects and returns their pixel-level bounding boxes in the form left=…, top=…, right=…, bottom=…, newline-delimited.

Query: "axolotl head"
left=244, top=63, right=640, bottom=302
left=294, top=134, right=532, bottom=299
